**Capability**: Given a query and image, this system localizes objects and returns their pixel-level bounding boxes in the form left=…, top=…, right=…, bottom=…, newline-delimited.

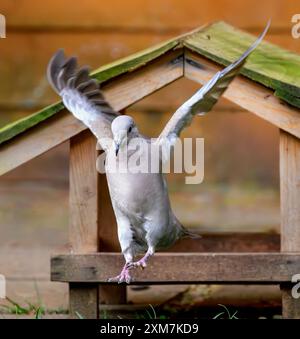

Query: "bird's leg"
left=129, top=247, right=154, bottom=269
left=107, top=262, right=133, bottom=284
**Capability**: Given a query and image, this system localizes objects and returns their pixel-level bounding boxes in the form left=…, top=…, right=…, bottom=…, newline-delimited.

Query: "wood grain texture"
left=0, top=111, right=85, bottom=176
left=185, top=51, right=300, bottom=139
left=185, top=22, right=300, bottom=101
left=51, top=253, right=300, bottom=284
left=0, top=44, right=181, bottom=145
left=0, top=50, right=183, bottom=175
left=280, top=130, right=300, bottom=319
left=2, top=21, right=300, bottom=148
left=69, top=130, right=126, bottom=310
left=281, top=287, right=300, bottom=319
left=69, top=130, right=99, bottom=318
left=69, top=283, right=99, bottom=319
left=69, top=131, right=99, bottom=253
left=280, top=131, right=300, bottom=251
left=3, top=21, right=300, bottom=146
left=98, top=164, right=120, bottom=253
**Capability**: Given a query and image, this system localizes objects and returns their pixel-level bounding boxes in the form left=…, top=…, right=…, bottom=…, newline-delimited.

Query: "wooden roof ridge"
left=1, top=20, right=300, bottom=146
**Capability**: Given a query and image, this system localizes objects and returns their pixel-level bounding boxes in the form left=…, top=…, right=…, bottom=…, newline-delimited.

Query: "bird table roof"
left=1, top=21, right=300, bottom=146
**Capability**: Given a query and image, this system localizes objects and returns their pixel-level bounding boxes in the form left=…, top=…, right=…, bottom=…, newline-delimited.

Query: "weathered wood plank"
left=280, top=130, right=300, bottom=319
left=0, top=50, right=183, bottom=176
left=70, top=131, right=99, bottom=253
left=280, top=131, right=300, bottom=250
left=69, top=283, right=99, bottom=319
left=184, top=22, right=300, bottom=103
left=185, top=51, right=300, bottom=140
left=1, top=0, right=296, bottom=30
left=0, top=49, right=182, bottom=146
left=0, top=111, right=84, bottom=176
left=69, top=130, right=99, bottom=318
left=51, top=253, right=300, bottom=284
left=69, top=130, right=126, bottom=312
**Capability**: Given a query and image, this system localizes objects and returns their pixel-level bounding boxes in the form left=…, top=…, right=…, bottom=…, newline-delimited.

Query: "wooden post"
left=280, top=130, right=300, bottom=319
left=69, top=130, right=99, bottom=318
left=69, top=129, right=126, bottom=318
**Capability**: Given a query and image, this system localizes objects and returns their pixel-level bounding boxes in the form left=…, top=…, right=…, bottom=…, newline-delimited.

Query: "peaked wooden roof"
left=1, top=21, right=300, bottom=146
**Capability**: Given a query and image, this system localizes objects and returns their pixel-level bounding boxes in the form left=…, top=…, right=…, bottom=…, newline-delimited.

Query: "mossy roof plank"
left=2, top=21, right=300, bottom=147
left=184, top=21, right=300, bottom=103
left=0, top=38, right=180, bottom=145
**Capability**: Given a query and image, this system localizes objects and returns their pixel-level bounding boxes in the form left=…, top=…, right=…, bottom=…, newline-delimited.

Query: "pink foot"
left=128, top=250, right=153, bottom=270
left=129, top=257, right=148, bottom=269
left=107, top=263, right=132, bottom=284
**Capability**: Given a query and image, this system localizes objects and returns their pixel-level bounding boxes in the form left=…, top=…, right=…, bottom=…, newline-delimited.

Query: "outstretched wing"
left=157, top=21, right=270, bottom=147
left=47, top=49, right=119, bottom=150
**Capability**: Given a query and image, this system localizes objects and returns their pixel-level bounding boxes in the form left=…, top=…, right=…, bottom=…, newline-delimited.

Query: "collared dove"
left=47, top=22, right=269, bottom=283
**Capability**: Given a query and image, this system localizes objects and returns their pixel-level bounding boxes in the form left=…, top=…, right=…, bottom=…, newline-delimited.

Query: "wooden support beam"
left=69, top=283, right=99, bottom=319
left=0, top=50, right=183, bottom=176
left=51, top=253, right=300, bottom=284
left=69, top=130, right=126, bottom=314
left=280, top=130, right=300, bottom=319
left=69, top=131, right=99, bottom=253
left=184, top=51, right=300, bottom=140
left=69, top=130, right=99, bottom=318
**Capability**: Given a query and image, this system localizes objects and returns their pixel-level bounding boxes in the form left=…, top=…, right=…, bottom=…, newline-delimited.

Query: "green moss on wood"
left=0, top=102, right=64, bottom=145
left=184, top=21, right=300, bottom=105
left=0, top=38, right=180, bottom=146
left=91, top=38, right=180, bottom=83
left=2, top=21, right=300, bottom=146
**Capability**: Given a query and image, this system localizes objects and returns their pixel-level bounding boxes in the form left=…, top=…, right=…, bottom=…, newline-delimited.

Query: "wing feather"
left=47, top=49, right=119, bottom=150
left=157, top=21, right=270, bottom=146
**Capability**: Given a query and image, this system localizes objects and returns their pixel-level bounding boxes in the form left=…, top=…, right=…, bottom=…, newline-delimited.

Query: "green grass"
left=0, top=297, right=46, bottom=318
left=0, top=297, right=68, bottom=319
left=213, top=304, right=239, bottom=319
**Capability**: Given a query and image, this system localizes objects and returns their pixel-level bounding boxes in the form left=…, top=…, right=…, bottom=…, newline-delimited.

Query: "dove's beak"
left=115, top=143, right=120, bottom=157
left=114, top=130, right=127, bottom=157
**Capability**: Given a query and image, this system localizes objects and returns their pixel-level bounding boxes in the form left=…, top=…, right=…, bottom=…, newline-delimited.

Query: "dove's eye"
left=128, top=126, right=132, bottom=133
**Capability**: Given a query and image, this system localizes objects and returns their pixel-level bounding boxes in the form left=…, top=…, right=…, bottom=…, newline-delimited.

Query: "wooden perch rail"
left=51, top=253, right=300, bottom=284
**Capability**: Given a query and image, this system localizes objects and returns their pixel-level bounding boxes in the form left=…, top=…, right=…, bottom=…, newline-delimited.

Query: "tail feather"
left=180, top=226, right=202, bottom=239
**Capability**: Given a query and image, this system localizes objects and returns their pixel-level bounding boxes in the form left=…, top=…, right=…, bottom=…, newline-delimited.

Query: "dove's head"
left=111, top=115, right=139, bottom=156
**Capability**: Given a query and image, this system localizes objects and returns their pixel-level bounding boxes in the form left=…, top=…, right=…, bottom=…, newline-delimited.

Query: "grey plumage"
left=47, top=22, right=269, bottom=283
left=47, top=49, right=119, bottom=151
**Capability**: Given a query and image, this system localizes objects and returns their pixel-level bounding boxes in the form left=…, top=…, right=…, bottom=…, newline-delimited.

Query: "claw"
left=129, top=258, right=148, bottom=269
left=107, top=263, right=133, bottom=284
